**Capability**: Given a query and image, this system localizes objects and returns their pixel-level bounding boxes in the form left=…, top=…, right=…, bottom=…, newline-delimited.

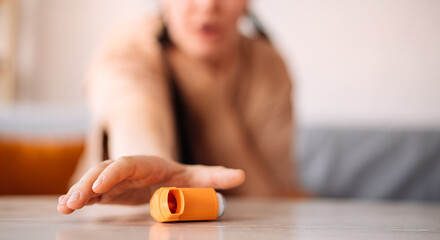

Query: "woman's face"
left=162, top=0, right=248, bottom=59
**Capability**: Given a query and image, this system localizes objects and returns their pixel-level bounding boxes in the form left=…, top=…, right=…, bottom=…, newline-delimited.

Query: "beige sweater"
left=73, top=16, right=298, bottom=195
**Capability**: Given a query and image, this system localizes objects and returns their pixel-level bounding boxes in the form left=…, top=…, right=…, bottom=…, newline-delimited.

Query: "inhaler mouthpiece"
left=150, top=187, right=225, bottom=223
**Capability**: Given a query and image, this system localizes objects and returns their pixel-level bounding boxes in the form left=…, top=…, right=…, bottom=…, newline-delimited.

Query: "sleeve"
left=83, top=17, right=176, bottom=161
left=85, top=18, right=168, bottom=124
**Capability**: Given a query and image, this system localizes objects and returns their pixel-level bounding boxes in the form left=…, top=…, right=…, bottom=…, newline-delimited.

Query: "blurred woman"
left=58, top=0, right=301, bottom=214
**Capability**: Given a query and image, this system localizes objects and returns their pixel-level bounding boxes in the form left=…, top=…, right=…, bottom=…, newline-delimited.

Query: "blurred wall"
left=15, top=0, right=440, bottom=126
left=253, top=0, right=440, bottom=128
left=16, top=0, right=155, bottom=104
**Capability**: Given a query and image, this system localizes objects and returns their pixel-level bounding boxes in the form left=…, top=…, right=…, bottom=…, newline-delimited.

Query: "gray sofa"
left=297, top=125, right=440, bottom=201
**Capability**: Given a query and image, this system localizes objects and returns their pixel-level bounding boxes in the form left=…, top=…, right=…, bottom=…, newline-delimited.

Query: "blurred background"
left=0, top=0, right=439, bottom=200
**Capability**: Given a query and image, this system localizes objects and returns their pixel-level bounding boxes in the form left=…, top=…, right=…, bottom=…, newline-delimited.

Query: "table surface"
left=1, top=196, right=439, bottom=240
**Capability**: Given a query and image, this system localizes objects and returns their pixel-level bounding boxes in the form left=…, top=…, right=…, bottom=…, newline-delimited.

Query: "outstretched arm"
left=59, top=19, right=245, bottom=214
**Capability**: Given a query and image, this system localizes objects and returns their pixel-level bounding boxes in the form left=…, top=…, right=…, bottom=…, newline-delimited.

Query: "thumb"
left=183, top=165, right=246, bottom=189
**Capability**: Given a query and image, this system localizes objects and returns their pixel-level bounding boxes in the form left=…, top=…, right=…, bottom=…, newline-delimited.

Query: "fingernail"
left=60, top=194, right=69, bottom=205
left=92, top=176, right=103, bottom=190
left=68, top=191, right=81, bottom=203
left=58, top=195, right=65, bottom=204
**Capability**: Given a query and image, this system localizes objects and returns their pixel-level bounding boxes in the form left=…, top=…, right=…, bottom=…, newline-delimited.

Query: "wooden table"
left=1, top=196, right=439, bottom=239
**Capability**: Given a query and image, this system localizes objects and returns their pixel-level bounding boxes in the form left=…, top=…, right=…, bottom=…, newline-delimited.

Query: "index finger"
left=57, top=160, right=114, bottom=214
left=91, top=156, right=178, bottom=193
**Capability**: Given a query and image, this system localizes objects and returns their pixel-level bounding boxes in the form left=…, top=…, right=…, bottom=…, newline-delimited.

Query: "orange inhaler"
left=150, top=187, right=225, bottom=223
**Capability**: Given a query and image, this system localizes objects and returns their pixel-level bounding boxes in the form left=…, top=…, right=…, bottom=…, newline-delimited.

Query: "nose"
left=194, top=0, right=219, bottom=13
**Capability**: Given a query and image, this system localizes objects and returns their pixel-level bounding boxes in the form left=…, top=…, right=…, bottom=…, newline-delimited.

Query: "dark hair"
left=248, top=12, right=269, bottom=40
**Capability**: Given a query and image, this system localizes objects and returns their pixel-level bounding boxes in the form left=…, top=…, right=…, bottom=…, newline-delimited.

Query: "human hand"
left=57, top=155, right=245, bottom=214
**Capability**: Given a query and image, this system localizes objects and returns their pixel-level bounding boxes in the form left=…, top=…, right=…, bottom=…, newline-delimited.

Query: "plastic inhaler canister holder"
left=150, top=187, right=225, bottom=223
